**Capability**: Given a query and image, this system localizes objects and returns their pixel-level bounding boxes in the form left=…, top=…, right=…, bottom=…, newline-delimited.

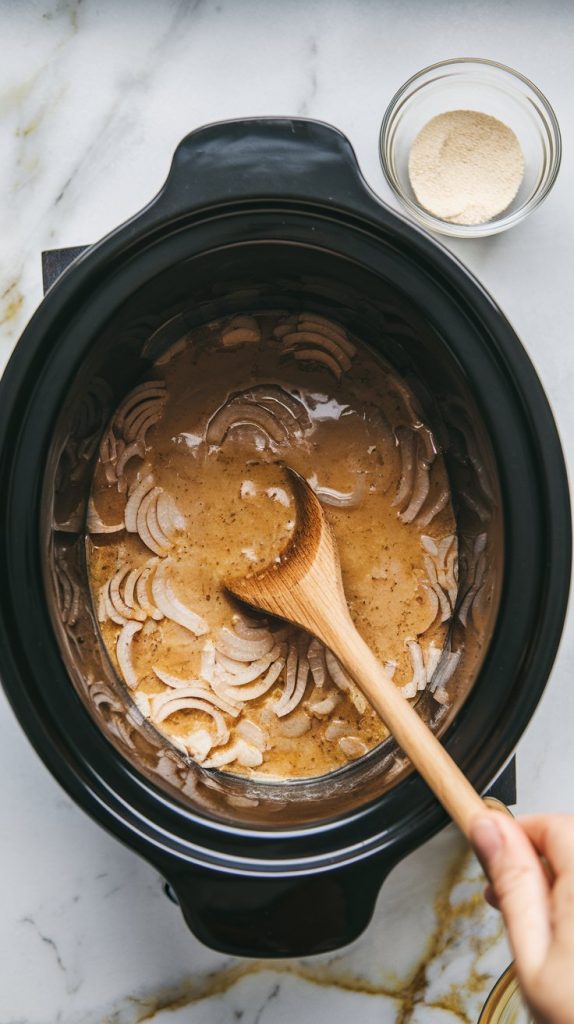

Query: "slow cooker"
left=0, top=118, right=569, bottom=957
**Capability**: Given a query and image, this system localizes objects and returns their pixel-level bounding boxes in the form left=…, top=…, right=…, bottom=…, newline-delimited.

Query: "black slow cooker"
left=0, top=119, right=569, bottom=957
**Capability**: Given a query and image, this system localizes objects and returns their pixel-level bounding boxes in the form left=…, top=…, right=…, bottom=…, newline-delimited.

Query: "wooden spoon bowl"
left=227, top=466, right=487, bottom=838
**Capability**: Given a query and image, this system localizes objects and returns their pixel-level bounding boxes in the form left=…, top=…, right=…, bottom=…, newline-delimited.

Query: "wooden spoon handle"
left=327, top=618, right=487, bottom=838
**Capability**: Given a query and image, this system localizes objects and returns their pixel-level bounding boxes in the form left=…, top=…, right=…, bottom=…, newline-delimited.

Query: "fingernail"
left=471, top=815, right=504, bottom=865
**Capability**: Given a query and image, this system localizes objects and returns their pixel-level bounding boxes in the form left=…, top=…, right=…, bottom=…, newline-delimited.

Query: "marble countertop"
left=1, top=1, right=573, bottom=1021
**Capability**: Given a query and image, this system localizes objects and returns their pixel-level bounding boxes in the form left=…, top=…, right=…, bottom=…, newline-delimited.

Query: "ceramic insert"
left=87, top=312, right=465, bottom=780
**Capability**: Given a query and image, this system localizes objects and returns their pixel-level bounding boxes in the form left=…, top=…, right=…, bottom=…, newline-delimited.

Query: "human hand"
left=471, top=813, right=574, bottom=1024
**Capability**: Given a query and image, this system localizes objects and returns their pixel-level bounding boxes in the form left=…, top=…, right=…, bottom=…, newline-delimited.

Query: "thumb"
left=471, top=813, right=551, bottom=978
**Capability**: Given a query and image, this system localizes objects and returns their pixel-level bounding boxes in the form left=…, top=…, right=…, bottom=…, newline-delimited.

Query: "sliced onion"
left=99, top=428, right=118, bottom=465
left=438, top=534, right=455, bottom=565
left=86, top=498, right=124, bottom=534
left=200, top=639, right=216, bottom=683
left=429, top=650, right=461, bottom=693
left=324, top=718, right=349, bottom=741
left=206, top=401, right=288, bottom=447
left=152, top=667, right=199, bottom=689
left=418, top=486, right=450, bottom=527
left=100, top=581, right=128, bottom=626
left=236, top=740, right=265, bottom=767
left=207, top=385, right=310, bottom=448
left=221, top=316, right=260, bottom=347
left=156, top=491, right=185, bottom=535
left=277, top=710, right=311, bottom=737
left=338, top=736, right=368, bottom=758
left=89, top=679, right=123, bottom=713
left=137, top=486, right=169, bottom=556
left=125, top=399, right=162, bottom=436
left=298, top=314, right=356, bottom=356
left=275, top=637, right=310, bottom=717
left=226, top=656, right=285, bottom=702
left=433, top=686, right=451, bottom=707
left=134, top=410, right=163, bottom=447
left=97, top=587, right=106, bottom=623
left=123, top=568, right=140, bottom=612
left=273, top=318, right=298, bottom=339
left=68, top=578, right=81, bottom=627
left=423, top=555, right=452, bottom=622
left=151, top=559, right=208, bottom=636
left=124, top=400, right=165, bottom=443
left=307, top=637, right=326, bottom=687
left=405, top=639, right=427, bottom=693
left=107, top=713, right=136, bottom=750
left=154, top=751, right=184, bottom=785
left=399, top=448, right=430, bottom=524
left=203, top=738, right=263, bottom=769
left=289, top=348, right=343, bottom=380
left=384, top=660, right=397, bottom=680
left=103, top=461, right=119, bottom=485
left=308, top=475, right=365, bottom=509
left=243, top=384, right=312, bottom=432
left=154, top=337, right=188, bottom=366
left=110, top=566, right=146, bottom=622
left=282, top=331, right=352, bottom=370
left=388, top=376, right=436, bottom=455
left=423, top=643, right=442, bottom=684
left=152, top=696, right=229, bottom=748
left=273, top=641, right=296, bottom=716
left=308, top=688, right=340, bottom=717
left=115, top=382, right=166, bottom=431
left=135, top=562, right=163, bottom=621
left=181, top=728, right=213, bottom=762
left=444, top=546, right=459, bottom=607
left=133, top=691, right=150, bottom=718
left=152, top=674, right=240, bottom=717
left=236, top=718, right=267, bottom=750
left=146, top=491, right=174, bottom=551
left=420, top=583, right=440, bottom=631
left=54, top=559, right=72, bottom=618
left=115, top=440, right=145, bottom=481
left=221, top=327, right=261, bottom=347
left=215, top=625, right=274, bottom=661
left=216, top=644, right=283, bottom=685
left=276, top=655, right=309, bottom=717
left=125, top=474, right=155, bottom=532
left=116, top=621, right=143, bottom=689
left=325, top=649, right=367, bottom=714
left=208, top=677, right=246, bottom=711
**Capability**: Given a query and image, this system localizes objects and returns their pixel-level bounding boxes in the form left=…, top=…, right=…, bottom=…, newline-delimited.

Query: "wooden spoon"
left=227, top=466, right=487, bottom=838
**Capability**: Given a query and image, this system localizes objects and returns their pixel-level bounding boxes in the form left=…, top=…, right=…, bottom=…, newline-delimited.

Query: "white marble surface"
left=0, top=1, right=573, bottom=1021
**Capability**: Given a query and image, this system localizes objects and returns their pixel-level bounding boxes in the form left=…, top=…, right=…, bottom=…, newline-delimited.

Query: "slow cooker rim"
left=0, top=197, right=570, bottom=875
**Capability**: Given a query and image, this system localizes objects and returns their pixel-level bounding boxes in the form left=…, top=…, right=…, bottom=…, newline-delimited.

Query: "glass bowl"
left=478, top=964, right=532, bottom=1023
left=379, top=58, right=561, bottom=237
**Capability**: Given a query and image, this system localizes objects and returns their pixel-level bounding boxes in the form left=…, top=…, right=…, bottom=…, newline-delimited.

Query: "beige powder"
left=408, top=109, right=524, bottom=226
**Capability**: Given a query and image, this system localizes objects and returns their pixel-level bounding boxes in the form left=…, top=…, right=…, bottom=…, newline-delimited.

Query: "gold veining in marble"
left=0, top=281, right=24, bottom=326
left=101, top=838, right=506, bottom=1023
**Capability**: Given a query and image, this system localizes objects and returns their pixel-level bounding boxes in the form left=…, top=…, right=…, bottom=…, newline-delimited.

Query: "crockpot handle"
left=152, top=118, right=389, bottom=222
left=164, top=854, right=397, bottom=957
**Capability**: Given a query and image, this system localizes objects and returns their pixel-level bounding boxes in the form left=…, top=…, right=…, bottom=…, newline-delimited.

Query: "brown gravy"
left=87, top=312, right=458, bottom=779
